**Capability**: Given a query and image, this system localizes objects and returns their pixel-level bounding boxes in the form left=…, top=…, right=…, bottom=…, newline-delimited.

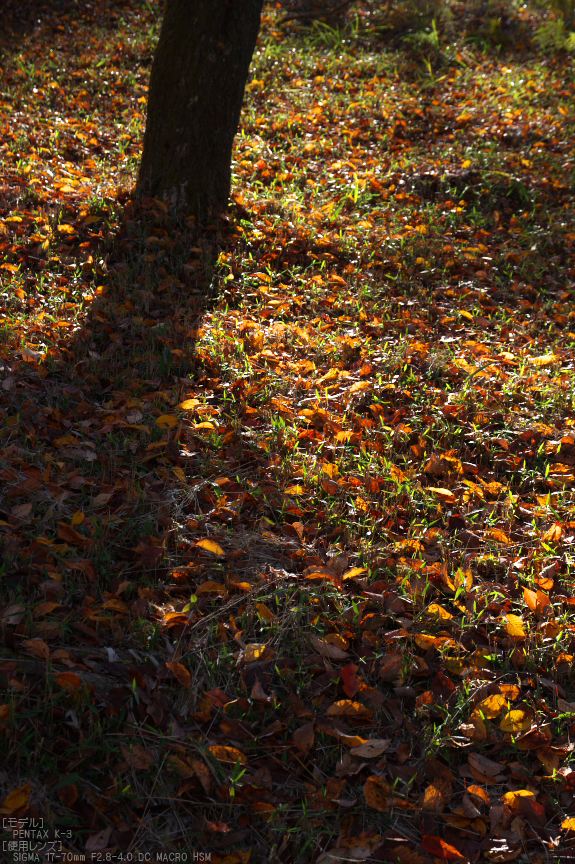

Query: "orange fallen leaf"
left=166, top=661, right=192, bottom=688
left=0, top=784, right=31, bottom=814
left=364, top=775, right=392, bottom=811
left=22, top=638, right=50, bottom=660
left=421, top=836, right=466, bottom=860
left=327, top=699, right=373, bottom=719
left=209, top=746, right=247, bottom=764
left=55, top=672, right=83, bottom=691
left=196, top=538, right=225, bottom=556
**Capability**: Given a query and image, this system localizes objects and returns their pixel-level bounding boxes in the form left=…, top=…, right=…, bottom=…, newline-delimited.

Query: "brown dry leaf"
left=467, top=785, right=490, bottom=806
left=57, top=782, right=78, bottom=808
left=11, top=501, right=33, bottom=520
left=0, top=784, right=31, bottom=813
left=422, top=782, right=446, bottom=813
left=379, top=653, right=403, bottom=680
left=57, top=522, right=89, bottom=547
left=363, top=775, right=392, bottom=811
left=468, top=752, right=505, bottom=776
left=22, top=638, right=50, bottom=660
left=55, top=672, right=83, bottom=691
left=196, top=538, right=225, bottom=556
left=537, top=746, right=561, bottom=773
left=292, top=722, right=314, bottom=753
left=460, top=715, right=487, bottom=741
left=499, top=684, right=520, bottom=701
left=0, top=705, right=11, bottom=724
left=121, top=743, right=154, bottom=771
left=102, top=598, right=130, bottom=614
left=327, top=700, right=374, bottom=719
left=309, top=635, right=349, bottom=660
left=196, top=581, right=227, bottom=595
left=349, top=738, right=390, bottom=758
left=209, top=745, right=247, bottom=764
left=166, top=661, right=192, bottom=688
left=33, top=600, right=62, bottom=618
left=255, top=602, right=275, bottom=621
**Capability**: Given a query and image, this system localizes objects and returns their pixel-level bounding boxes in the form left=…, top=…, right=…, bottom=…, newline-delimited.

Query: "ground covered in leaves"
left=1, top=0, right=575, bottom=861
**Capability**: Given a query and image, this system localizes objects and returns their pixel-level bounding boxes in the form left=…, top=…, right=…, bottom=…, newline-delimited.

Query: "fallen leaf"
left=350, top=738, right=390, bottom=758
left=196, top=538, right=225, bottom=556
left=309, top=635, right=349, bottom=659
left=327, top=700, right=373, bottom=719
left=166, top=661, right=192, bottom=688
left=121, top=743, right=154, bottom=771
left=0, top=784, right=31, bottom=813
left=292, top=722, right=314, bottom=753
left=209, top=745, right=247, bottom=764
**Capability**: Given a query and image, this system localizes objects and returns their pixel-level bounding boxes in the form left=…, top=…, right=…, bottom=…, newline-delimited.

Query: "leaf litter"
left=1, top=0, right=575, bottom=861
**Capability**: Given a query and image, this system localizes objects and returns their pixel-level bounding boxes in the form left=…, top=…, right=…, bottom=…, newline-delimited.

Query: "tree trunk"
left=138, top=0, right=263, bottom=217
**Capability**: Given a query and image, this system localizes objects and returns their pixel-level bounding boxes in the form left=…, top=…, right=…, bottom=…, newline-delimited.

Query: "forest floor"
left=0, top=0, right=575, bottom=861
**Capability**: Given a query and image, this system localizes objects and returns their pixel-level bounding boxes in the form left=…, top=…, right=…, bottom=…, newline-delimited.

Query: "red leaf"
left=341, top=663, right=360, bottom=698
left=421, top=836, right=466, bottom=860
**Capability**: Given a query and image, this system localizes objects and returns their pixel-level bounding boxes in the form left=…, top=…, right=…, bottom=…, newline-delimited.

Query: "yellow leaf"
left=500, top=709, right=532, bottom=734
left=57, top=223, right=76, bottom=234
left=243, top=644, right=275, bottom=663
left=178, top=399, right=201, bottom=410
left=562, top=818, right=575, bottom=831
left=1, top=784, right=31, bottom=813
left=285, top=485, right=305, bottom=495
left=194, top=421, right=216, bottom=430
left=426, top=486, right=456, bottom=504
left=530, top=354, right=557, bottom=366
left=196, top=538, right=225, bottom=556
left=342, top=567, right=367, bottom=580
left=156, top=414, right=179, bottom=429
left=70, top=510, right=85, bottom=526
left=505, top=614, right=526, bottom=641
left=322, top=463, right=339, bottom=479
left=426, top=604, right=453, bottom=621
left=473, top=694, right=506, bottom=719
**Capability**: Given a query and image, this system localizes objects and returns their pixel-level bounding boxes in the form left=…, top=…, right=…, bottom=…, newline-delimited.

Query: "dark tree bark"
left=138, top=0, right=263, bottom=217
